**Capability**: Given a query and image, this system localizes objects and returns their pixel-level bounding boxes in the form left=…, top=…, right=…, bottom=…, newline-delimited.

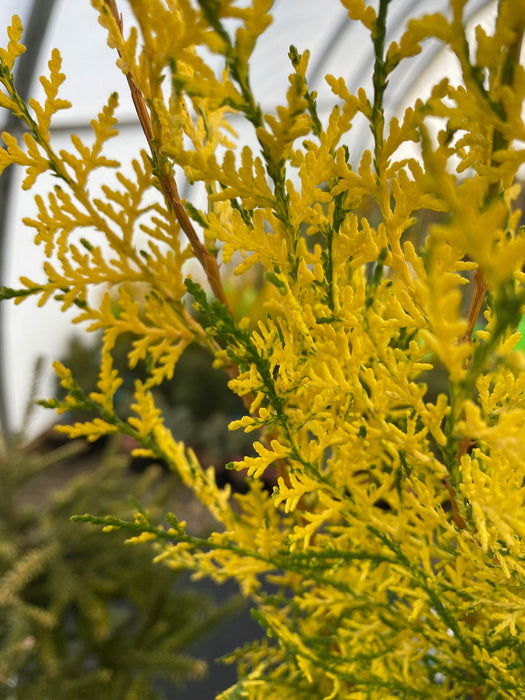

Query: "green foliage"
left=0, top=376, right=239, bottom=699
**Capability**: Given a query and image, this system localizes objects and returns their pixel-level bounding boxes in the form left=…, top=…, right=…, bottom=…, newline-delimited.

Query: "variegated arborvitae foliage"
left=2, top=1, right=525, bottom=697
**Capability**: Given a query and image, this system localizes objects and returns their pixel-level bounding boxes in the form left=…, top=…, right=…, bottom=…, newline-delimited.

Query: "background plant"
left=56, top=329, right=259, bottom=489
left=2, top=0, right=525, bottom=697
left=0, top=362, right=240, bottom=700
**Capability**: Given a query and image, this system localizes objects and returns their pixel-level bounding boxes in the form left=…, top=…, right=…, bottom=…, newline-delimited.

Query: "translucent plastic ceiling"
left=0, top=0, right=494, bottom=439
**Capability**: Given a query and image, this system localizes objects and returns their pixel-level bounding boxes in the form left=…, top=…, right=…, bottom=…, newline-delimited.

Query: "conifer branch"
left=462, top=4, right=525, bottom=345
left=105, top=0, right=232, bottom=312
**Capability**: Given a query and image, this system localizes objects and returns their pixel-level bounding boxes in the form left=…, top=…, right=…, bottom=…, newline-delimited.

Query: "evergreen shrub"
left=2, top=1, right=525, bottom=697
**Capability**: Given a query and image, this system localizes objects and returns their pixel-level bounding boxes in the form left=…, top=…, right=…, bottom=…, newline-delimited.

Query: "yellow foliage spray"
left=2, top=1, right=525, bottom=697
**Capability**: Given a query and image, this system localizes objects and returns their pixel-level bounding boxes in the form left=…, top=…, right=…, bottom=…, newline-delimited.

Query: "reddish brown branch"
left=105, top=0, right=230, bottom=312
left=461, top=267, right=488, bottom=345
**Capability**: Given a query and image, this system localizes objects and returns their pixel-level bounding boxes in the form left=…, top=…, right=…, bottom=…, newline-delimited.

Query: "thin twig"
left=461, top=8, right=524, bottom=346
left=461, top=267, right=488, bottom=345
left=105, top=0, right=230, bottom=311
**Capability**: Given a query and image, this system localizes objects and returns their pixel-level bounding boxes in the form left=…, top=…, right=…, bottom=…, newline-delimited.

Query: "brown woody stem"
left=105, top=0, right=231, bottom=313
left=461, top=5, right=524, bottom=347
left=461, top=268, right=488, bottom=345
